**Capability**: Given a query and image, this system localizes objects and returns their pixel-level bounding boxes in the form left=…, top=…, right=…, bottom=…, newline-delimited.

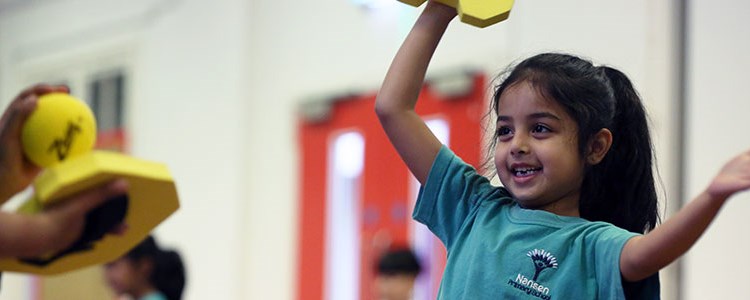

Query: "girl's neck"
left=530, top=196, right=581, bottom=217
left=540, top=202, right=580, bottom=217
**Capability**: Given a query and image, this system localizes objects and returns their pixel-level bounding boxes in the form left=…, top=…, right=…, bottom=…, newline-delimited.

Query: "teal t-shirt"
left=140, top=291, right=168, bottom=300
left=414, top=146, right=659, bottom=299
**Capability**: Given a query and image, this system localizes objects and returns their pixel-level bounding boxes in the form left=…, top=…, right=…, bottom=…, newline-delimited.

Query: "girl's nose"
left=510, top=135, right=530, bottom=156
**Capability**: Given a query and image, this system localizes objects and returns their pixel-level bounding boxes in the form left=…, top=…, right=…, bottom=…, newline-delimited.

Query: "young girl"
left=375, top=2, right=750, bottom=299
left=104, top=235, right=185, bottom=300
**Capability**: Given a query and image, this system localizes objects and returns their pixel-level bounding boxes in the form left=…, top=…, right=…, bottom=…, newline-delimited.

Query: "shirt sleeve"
left=412, top=145, right=509, bottom=249
left=592, top=225, right=660, bottom=299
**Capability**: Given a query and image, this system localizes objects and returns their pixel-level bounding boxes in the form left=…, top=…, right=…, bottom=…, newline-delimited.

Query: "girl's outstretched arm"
left=375, top=2, right=456, bottom=184
left=620, top=150, right=750, bottom=281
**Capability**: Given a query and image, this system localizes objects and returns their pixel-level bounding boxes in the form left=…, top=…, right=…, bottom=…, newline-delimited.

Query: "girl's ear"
left=586, top=128, right=613, bottom=165
left=135, top=258, right=155, bottom=278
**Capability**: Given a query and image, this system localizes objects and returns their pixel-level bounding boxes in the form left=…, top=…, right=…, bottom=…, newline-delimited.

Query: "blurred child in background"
left=374, top=248, right=422, bottom=300
left=104, top=235, right=185, bottom=300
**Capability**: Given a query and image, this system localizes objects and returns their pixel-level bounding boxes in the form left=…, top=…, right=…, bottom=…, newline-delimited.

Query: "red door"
left=297, top=72, right=487, bottom=300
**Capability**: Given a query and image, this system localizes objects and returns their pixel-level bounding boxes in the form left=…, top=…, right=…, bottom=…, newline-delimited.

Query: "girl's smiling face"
left=494, top=81, right=586, bottom=217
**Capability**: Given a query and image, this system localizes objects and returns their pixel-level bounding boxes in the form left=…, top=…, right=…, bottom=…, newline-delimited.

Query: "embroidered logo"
left=506, top=248, right=558, bottom=299
left=528, top=249, right=558, bottom=280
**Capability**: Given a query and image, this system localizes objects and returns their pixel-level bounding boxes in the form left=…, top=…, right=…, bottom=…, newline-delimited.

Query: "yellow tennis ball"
left=22, top=93, right=97, bottom=167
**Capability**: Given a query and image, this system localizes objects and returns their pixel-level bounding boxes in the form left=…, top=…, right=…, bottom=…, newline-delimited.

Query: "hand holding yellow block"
left=398, top=0, right=514, bottom=28
left=0, top=92, right=180, bottom=275
left=0, top=152, right=180, bottom=275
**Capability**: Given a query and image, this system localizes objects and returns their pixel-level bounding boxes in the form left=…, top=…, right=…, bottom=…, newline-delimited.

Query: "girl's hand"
left=0, top=84, right=70, bottom=202
left=29, top=179, right=129, bottom=257
left=706, top=150, right=750, bottom=200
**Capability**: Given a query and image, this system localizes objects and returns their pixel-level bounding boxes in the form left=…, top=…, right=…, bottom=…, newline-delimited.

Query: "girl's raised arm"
left=620, top=150, right=750, bottom=281
left=375, top=2, right=456, bottom=185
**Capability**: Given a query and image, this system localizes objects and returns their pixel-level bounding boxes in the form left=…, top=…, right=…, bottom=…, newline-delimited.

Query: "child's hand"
left=0, top=84, right=70, bottom=202
left=706, top=150, right=750, bottom=200
left=28, top=179, right=129, bottom=257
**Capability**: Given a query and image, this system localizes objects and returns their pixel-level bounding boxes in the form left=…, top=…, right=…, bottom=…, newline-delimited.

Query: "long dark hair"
left=126, top=235, right=186, bottom=300
left=489, top=53, right=659, bottom=234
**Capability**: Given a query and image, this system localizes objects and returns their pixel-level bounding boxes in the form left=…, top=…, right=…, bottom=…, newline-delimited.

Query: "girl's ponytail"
left=580, top=66, right=659, bottom=234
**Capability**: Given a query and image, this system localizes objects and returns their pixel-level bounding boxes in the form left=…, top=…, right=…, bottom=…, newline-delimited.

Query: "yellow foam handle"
left=398, top=0, right=514, bottom=28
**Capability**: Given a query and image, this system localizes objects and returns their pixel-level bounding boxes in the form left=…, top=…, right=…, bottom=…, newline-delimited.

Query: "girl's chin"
left=510, top=192, right=556, bottom=209
left=506, top=189, right=534, bottom=202
left=512, top=197, right=544, bottom=208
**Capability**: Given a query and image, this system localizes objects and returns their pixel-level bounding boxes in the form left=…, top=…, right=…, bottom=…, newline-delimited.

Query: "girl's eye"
left=496, top=126, right=512, bottom=139
left=532, top=124, right=551, bottom=133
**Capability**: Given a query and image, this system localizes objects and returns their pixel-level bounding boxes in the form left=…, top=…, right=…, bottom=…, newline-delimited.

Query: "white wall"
left=0, top=0, right=249, bottom=299
left=684, top=0, right=750, bottom=299
left=9, top=0, right=745, bottom=299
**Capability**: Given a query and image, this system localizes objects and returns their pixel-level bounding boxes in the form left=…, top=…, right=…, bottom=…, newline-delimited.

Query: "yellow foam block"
left=398, top=0, right=514, bottom=28
left=0, top=151, right=179, bottom=275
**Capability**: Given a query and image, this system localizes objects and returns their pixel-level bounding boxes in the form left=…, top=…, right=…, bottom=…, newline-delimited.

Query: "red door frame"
left=297, top=73, right=487, bottom=300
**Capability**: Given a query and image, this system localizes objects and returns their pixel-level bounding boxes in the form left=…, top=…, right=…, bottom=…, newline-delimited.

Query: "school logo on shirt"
left=506, top=248, right=558, bottom=299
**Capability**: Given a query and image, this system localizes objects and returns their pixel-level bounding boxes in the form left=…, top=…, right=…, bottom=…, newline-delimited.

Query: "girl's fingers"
left=53, top=179, right=129, bottom=215
left=72, top=179, right=129, bottom=213
left=16, top=84, right=69, bottom=100
left=1, top=84, right=70, bottom=143
left=2, top=95, right=38, bottom=141
left=109, top=223, right=129, bottom=236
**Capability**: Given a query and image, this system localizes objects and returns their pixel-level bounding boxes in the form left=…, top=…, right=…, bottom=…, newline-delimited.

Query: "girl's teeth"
left=514, top=168, right=540, bottom=176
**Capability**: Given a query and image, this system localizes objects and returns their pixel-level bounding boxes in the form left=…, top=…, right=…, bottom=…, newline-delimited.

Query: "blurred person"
left=374, top=248, right=422, bottom=300
left=104, top=235, right=185, bottom=300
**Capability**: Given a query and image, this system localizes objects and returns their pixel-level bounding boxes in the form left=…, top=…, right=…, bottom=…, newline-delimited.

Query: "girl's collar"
left=507, top=201, right=588, bottom=227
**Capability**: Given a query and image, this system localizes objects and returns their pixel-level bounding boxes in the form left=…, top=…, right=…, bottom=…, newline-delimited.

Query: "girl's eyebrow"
left=528, top=112, right=561, bottom=121
left=497, top=112, right=561, bottom=122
